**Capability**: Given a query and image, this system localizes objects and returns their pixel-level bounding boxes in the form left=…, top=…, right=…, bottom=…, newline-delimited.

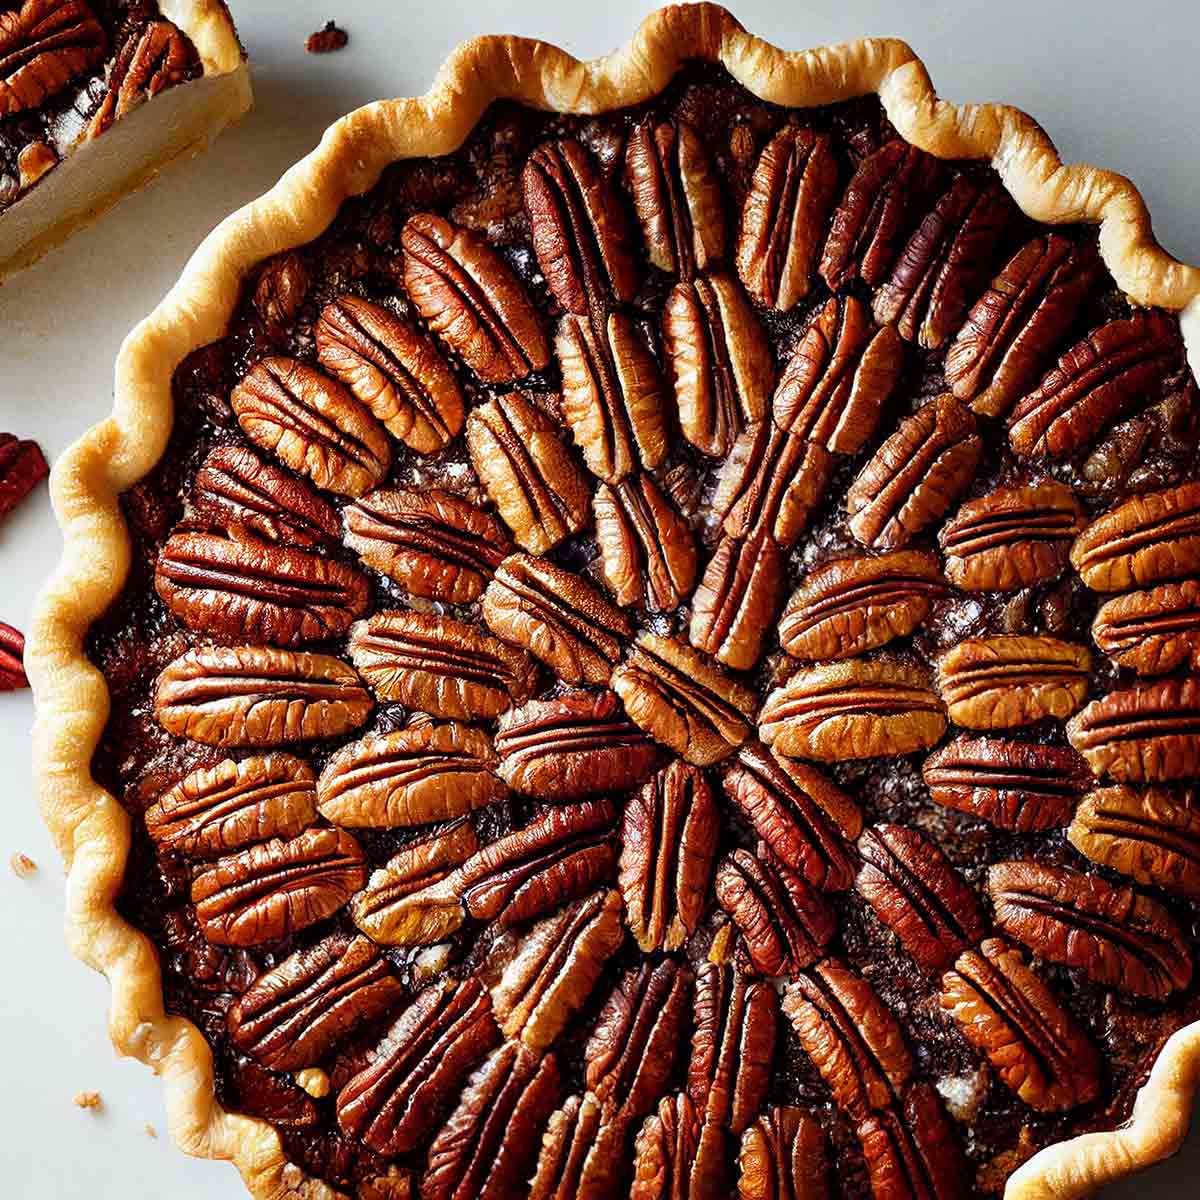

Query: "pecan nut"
left=192, top=828, right=366, bottom=947
left=0, top=621, right=25, bottom=691
left=531, top=1092, right=625, bottom=1200
left=632, top=1092, right=729, bottom=1200
left=253, top=252, right=308, bottom=331
left=846, top=395, right=982, bottom=550
left=154, top=645, right=372, bottom=747
left=0, top=432, right=49, bottom=521
left=736, top=127, right=838, bottom=311
left=231, top=356, right=392, bottom=497
left=0, top=0, right=106, bottom=116
left=760, top=659, right=946, bottom=761
left=737, top=1106, right=829, bottom=1200
left=402, top=212, right=550, bottom=382
left=855, top=1083, right=966, bottom=1200
left=1092, top=580, right=1200, bottom=675
left=86, top=18, right=195, bottom=136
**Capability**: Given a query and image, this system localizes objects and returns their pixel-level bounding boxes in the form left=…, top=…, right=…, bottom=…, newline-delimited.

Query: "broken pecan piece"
left=87, top=18, right=195, bottom=137
left=855, top=824, right=985, bottom=973
left=987, top=860, right=1193, bottom=998
left=778, top=551, right=946, bottom=662
left=619, top=759, right=719, bottom=951
left=0, top=0, right=106, bottom=116
left=846, top=395, right=982, bottom=550
left=228, top=933, right=402, bottom=1072
left=613, top=632, right=757, bottom=766
left=145, top=753, right=318, bottom=858
left=736, top=127, right=838, bottom=310
left=664, top=271, right=772, bottom=456
left=772, top=297, right=903, bottom=453
left=154, top=645, right=372, bottom=747
left=482, top=553, right=630, bottom=686
left=402, top=212, right=550, bottom=382
left=760, top=659, right=946, bottom=761
left=231, top=356, right=392, bottom=497
left=855, top=1082, right=967, bottom=1200
left=531, top=1092, right=625, bottom=1200
left=632, top=1092, right=729, bottom=1200
left=467, top=391, right=591, bottom=554
left=936, top=635, right=1091, bottom=730
left=348, top=609, right=538, bottom=720
left=495, top=689, right=660, bottom=801
left=0, top=432, right=48, bottom=521
left=1092, top=580, right=1200, bottom=675
left=156, top=529, right=369, bottom=646
left=922, top=737, right=1092, bottom=832
left=192, top=828, right=366, bottom=947
left=0, top=621, right=25, bottom=691
left=737, top=1106, right=829, bottom=1200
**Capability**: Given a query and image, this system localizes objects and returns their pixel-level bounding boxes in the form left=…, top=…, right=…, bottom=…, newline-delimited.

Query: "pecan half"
left=145, top=753, right=318, bottom=858
left=715, top=848, right=836, bottom=977
left=613, top=632, right=757, bottom=766
left=1071, top=481, right=1200, bottom=591
left=772, top=297, right=904, bottom=453
left=712, top=422, right=834, bottom=548
left=819, top=142, right=944, bottom=290
left=315, top=295, right=464, bottom=453
left=619, top=759, right=719, bottom=951
left=689, top=962, right=777, bottom=1133
left=422, top=1042, right=560, bottom=1200
left=86, top=18, right=194, bottom=137
left=401, top=212, right=550, bottom=382
left=228, top=933, right=402, bottom=1071
left=586, top=959, right=691, bottom=1122
left=986, top=860, right=1193, bottom=998
left=231, top=356, right=392, bottom=497
left=664, top=272, right=772, bottom=456
left=759, top=660, right=946, bottom=761
left=0, top=432, right=49, bottom=521
left=1008, top=312, right=1181, bottom=458
left=192, top=828, right=366, bottom=947
left=946, top=234, right=1103, bottom=417
left=253, top=253, right=309, bottom=331
left=192, top=445, right=338, bottom=548
left=482, top=553, right=630, bottom=685
left=939, top=481, right=1085, bottom=591
left=495, top=689, right=660, bottom=801
left=736, top=128, right=838, bottom=310
left=343, top=487, right=511, bottom=603
left=723, top=744, right=862, bottom=892
left=846, top=395, right=982, bottom=550
left=1068, top=785, right=1200, bottom=898
left=523, top=138, right=638, bottom=315
left=922, top=738, right=1092, bottom=832
left=855, top=1082, right=966, bottom=1200
left=626, top=118, right=725, bottom=278
left=0, top=0, right=106, bottom=116
left=466, top=391, right=591, bottom=554
left=782, top=960, right=912, bottom=1120
left=632, top=1092, right=728, bottom=1200
left=873, top=178, right=1012, bottom=348
left=778, top=551, right=946, bottom=662
left=155, top=529, right=369, bottom=646
left=936, top=635, right=1091, bottom=729
left=337, top=977, right=500, bottom=1156
left=348, top=610, right=538, bottom=720
left=491, top=889, right=623, bottom=1050
left=690, top=529, right=786, bottom=670
left=531, top=1092, right=625, bottom=1200
left=557, top=311, right=667, bottom=482
left=1092, top=580, right=1200, bottom=675
left=154, top=645, right=372, bottom=747
left=594, top=474, right=698, bottom=611
left=855, top=824, right=985, bottom=973
left=737, top=1107, right=829, bottom=1200
left=316, top=722, right=504, bottom=828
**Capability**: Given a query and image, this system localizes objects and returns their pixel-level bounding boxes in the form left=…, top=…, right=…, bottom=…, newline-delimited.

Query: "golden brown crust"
left=26, top=5, right=1200, bottom=1197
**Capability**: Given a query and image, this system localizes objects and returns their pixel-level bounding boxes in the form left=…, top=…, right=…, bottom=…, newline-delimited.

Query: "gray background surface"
left=0, top=1, right=1197, bottom=1195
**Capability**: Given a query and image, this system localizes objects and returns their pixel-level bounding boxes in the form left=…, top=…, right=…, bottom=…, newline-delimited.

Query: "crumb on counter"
left=144, top=1123, right=157, bottom=1138
left=73, top=1091, right=102, bottom=1111
left=9, top=852, right=37, bottom=879
left=306, top=21, right=348, bottom=54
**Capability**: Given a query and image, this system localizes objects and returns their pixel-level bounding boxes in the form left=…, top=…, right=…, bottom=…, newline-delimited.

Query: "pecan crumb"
left=73, top=1091, right=102, bottom=1111
left=144, top=1123, right=157, bottom=1138
left=306, top=21, right=348, bottom=54
left=9, top=852, right=37, bottom=879
left=294, top=1067, right=330, bottom=1099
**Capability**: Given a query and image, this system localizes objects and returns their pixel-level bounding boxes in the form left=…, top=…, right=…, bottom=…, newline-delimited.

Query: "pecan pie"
left=27, top=7, right=1200, bottom=1200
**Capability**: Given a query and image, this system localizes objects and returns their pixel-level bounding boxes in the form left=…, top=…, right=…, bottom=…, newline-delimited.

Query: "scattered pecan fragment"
left=922, top=737, right=1092, bottom=832
left=855, top=1082, right=967, bottom=1200
left=1092, top=580, right=1200, bottom=675
left=760, top=659, right=946, bottom=761
left=936, top=635, right=1090, bottom=730
left=846, top=395, right=982, bottom=550
left=402, top=212, right=550, bottom=382
left=87, top=18, right=196, bottom=137
left=9, top=851, right=36, bottom=878
left=987, top=860, right=1193, bottom=998
left=0, top=0, right=107, bottom=116
left=0, top=433, right=49, bottom=522
left=531, top=1092, right=625, bottom=1200
left=619, top=759, right=718, bottom=951
left=306, top=20, right=347, bottom=53
left=228, top=933, right=402, bottom=1071
left=736, top=127, right=838, bottom=310
left=738, top=1106, right=829, bottom=1200
left=0, top=621, right=28, bottom=691
left=632, top=1091, right=729, bottom=1200
left=772, top=296, right=903, bottom=453
left=940, top=937, right=1100, bottom=1112
left=154, top=645, right=372, bottom=747
left=16, top=138, right=54, bottom=187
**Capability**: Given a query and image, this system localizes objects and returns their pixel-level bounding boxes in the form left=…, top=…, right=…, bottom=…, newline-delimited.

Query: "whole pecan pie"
left=27, top=6, right=1200, bottom=1200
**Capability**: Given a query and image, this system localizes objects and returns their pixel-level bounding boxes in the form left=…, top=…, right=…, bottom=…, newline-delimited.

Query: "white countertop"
left=1, top=1, right=1197, bottom=1196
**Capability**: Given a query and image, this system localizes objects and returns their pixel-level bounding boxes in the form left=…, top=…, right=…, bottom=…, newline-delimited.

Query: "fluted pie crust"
left=26, top=5, right=1200, bottom=1199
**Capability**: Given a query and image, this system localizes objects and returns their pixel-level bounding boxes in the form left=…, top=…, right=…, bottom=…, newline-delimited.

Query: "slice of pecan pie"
left=27, top=6, right=1200, bottom=1200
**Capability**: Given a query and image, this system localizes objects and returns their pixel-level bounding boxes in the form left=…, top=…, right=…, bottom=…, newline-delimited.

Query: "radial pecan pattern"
left=0, top=0, right=106, bottom=116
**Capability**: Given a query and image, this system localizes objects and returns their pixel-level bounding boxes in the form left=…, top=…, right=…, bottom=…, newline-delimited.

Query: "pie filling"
left=85, top=62, right=1200, bottom=1199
